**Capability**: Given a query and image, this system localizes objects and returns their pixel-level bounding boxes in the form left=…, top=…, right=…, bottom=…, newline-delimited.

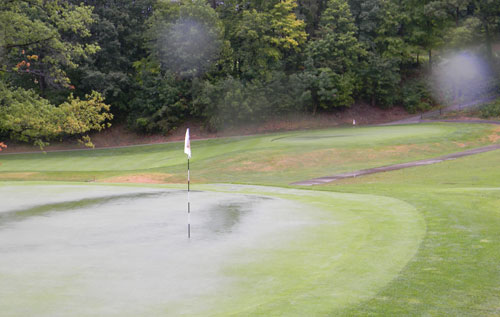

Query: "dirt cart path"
left=291, top=144, right=500, bottom=186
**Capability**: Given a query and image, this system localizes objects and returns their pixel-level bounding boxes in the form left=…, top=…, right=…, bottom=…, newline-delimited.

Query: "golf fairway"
left=0, top=183, right=424, bottom=316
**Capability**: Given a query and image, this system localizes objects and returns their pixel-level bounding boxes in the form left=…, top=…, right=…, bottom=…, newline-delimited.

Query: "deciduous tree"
left=0, top=0, right=99, bottom=92
left=0, top=82, right=112, bottom=148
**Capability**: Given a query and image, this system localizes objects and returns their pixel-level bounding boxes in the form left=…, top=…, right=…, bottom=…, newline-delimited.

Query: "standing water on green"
left=0, top=185, right=325, bottom=315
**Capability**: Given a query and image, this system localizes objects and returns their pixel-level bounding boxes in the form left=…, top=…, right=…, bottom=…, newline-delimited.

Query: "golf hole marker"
left=184, top=128, right=192, bottom=238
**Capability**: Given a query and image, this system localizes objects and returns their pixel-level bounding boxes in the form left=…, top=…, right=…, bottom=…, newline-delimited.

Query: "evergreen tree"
left=473, top=0, right=500, bottom=60
left=303, top=0, right=365, bottom=113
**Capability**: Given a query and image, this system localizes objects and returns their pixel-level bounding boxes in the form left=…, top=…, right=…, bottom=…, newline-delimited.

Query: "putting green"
left=0, top=183, right=424, bottom=316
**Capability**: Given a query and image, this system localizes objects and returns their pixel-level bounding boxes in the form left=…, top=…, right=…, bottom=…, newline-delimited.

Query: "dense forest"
left=1, top=0, right=499, bottom=147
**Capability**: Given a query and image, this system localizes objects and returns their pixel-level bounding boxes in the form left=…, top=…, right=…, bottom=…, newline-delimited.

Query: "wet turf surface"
left=0, top=183, right=424, bottom=316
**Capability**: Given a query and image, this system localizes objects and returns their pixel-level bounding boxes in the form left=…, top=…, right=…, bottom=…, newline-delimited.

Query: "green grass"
left=0, top=123, right=497, bottom=185
left=313, top=150, right=500, bottom=315
left=193, top=185, right=425, bottom=316
left=1, top=122, right=500, bottom=315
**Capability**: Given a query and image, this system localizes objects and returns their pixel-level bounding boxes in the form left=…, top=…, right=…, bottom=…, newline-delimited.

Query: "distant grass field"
left=0, top=123, right=498, bottom=185
left=1, top=122, right=500, bottom=315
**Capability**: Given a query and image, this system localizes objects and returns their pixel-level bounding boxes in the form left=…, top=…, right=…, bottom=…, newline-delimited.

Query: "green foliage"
left=59, top=92, right=113, bottom=136
left=1, top=0, right=500, bottom=137
left=479, top=99, right=500, bottom=118
left=302, top=0, right=364, bottom=112
left=268, top=0, right=308, bottom=52
left=67, top=0, right=155, bottom=117
left=474, top=0, right=500, bottom=59
left=221, top=0, right=306, bottom=79
left=295, top=0, right=326, bottom=36
left=307, top=0, right=365, bottom=73
left=298, top=66, right=357, bottom=112
left=444, top=17, right=482, bottom=49
left=129, top=60, right=190, bottom=133
left=0, top=0, right=98, bottom=90
left=196, top=72, right=307, bottom=129
left=359, top=54, right=400, bottom=107
left=0, top=82, right=112, bottom=148
left=405, top=0, right=450, bottom=68
left=400, top=79, right=434, bottom=113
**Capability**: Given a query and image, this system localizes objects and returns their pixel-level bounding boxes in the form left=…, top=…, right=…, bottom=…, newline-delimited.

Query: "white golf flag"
left=184, top=128, right=191, bottom=159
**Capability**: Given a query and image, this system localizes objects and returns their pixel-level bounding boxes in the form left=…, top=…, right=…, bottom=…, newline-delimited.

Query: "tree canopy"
left=0, top=0, right=112, bottom=147
left=1, top=0, right=499, bottom=141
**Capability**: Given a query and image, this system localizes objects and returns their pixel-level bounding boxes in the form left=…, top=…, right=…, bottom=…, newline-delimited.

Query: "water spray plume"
left=155, top=1, right=223, bottom=78
left=432, top=51, right=494, bottom=107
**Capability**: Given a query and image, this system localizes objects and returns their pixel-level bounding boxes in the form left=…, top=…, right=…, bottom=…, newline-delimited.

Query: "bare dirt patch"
left=100, top=173, right=174, bottom=184
left=453, top=142, right=467, bottom=148
left=0, top=172, right=39, bottom=180
left=487, top=126, right=500, bottom=143
left=224, top=143, right=440, bottom=173
left=224, top=149, right=343, bottom=173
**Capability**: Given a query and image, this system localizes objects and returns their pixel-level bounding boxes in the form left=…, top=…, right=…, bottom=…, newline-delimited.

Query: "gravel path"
left=291, top=144, right=500, bottom=186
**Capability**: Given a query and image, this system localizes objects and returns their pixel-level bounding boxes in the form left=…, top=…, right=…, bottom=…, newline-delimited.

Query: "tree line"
left=1, top=0, right=499, bottom=146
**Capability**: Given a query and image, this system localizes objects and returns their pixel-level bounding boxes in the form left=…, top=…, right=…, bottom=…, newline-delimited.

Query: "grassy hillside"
left=1, top=123, right=498, bottom=185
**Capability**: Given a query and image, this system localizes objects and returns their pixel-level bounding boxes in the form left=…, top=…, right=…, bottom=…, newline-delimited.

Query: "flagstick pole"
left=187, top=158, right=190, bottom=239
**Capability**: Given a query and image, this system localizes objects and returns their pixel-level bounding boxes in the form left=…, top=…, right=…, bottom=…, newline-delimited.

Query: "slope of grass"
left=0, top=123, right=497, bottom=185
left=316, top=150, right=500, bottom=315
left=194, top=185, right=425, bottom=316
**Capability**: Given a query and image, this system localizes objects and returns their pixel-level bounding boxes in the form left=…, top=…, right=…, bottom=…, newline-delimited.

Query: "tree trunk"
left=312, top=91, right=318, bottom=116
left=38, top=77, right=48, bottom=97
left=428, top=49, right=432, bottom=71
left=485, top=24, right=493, bottom=61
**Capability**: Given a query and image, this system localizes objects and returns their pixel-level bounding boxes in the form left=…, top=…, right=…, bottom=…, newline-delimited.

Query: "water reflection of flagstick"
left=184, top=128, right=192, bottom=239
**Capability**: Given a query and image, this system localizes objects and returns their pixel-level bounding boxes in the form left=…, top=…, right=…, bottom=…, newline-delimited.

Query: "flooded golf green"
left=0, top=183, right=424, bottom=315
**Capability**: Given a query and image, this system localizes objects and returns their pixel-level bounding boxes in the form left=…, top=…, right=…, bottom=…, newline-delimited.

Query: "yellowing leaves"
left=0, top=83, right=112, bottom=149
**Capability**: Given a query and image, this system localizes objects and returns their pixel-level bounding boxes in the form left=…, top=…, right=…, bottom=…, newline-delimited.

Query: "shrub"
left=480, top=99, right=500, bottom=118
left=196, top=72, right=308, bottom=130
left=359, top=55, right=401, bottom=108
left=128, top=70, right=190, bottom=133
left=0, top=82, right=112, bottom=148
left=400, top=79, right=434, bottom=113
